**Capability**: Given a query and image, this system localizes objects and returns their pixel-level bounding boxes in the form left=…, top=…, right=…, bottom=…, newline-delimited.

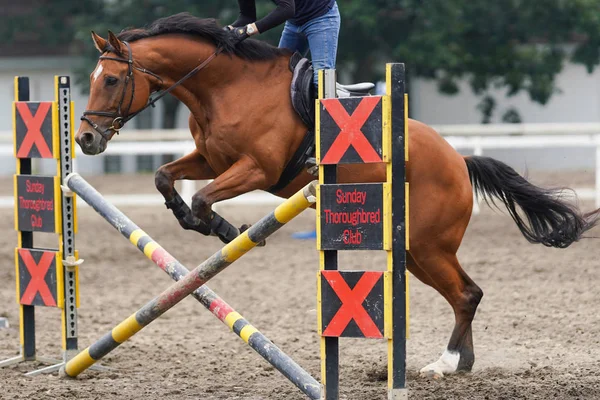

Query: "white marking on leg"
left=92, top=64, right=103, bottom=81
left=419, top=349, right=460, bottom=378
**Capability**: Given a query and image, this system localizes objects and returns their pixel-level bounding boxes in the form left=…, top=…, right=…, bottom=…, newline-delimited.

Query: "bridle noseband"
left=82, top=40, right=222, bottom=140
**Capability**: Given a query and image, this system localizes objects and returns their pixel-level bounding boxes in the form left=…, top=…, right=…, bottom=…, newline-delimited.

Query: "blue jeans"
left=278, top=2, right=340, bottom=86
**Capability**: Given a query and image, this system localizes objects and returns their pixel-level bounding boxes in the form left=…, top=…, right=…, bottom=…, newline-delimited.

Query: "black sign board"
left=16, top=248, right=59, bottom=307
left=15, top=175, right=58, bottom=233
left=14, top=101, right=55, bottom=159
left=319, top=183, right=384, bottom=250
left=320, top=270, right=385, bottom=338
left=318, top=97, right=383, bottom=165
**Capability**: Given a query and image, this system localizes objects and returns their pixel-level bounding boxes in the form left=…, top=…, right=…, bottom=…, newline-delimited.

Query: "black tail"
left=465, top=156, right=600, bottom=248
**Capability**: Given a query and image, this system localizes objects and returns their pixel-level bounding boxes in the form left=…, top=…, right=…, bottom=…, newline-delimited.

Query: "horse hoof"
left=419, top=349, right=460, bottom=380
left=419, top=368, right=444, bottom=380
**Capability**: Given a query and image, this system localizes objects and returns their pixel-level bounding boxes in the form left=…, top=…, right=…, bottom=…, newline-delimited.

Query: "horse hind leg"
left=408, top=250, right=483, bottom=378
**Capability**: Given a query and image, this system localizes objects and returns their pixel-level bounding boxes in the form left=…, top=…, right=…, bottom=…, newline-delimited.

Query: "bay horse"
left=76, top=13, right=599, bottom=378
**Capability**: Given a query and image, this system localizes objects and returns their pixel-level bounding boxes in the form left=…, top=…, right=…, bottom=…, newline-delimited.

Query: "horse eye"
left=105, top=76, right=118, bottom=86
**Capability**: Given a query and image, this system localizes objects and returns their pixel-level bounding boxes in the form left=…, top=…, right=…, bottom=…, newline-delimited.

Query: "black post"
left=16, top=77, right=36, bottom=361
left=388, top=63, right=408, bottom=399
left=320, top=69, right=340, bottom=400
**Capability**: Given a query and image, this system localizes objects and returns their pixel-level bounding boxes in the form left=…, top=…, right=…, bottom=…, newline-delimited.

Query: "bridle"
left=82, top=40, right=222, bottom=140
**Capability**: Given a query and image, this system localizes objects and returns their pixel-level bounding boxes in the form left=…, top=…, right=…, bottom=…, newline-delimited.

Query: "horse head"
left=76, top=31, right=160, bottom=155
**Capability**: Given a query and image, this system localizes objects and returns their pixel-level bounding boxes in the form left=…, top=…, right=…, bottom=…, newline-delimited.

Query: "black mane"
left=117, top=12, right=291, bottom=61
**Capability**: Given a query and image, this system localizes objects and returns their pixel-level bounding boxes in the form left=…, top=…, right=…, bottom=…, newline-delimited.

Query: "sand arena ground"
left=1, top=172, right=599, bottom=399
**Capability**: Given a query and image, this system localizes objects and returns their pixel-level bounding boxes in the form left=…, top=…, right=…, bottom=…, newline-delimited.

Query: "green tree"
left=339, top=0, right=600, bottom=122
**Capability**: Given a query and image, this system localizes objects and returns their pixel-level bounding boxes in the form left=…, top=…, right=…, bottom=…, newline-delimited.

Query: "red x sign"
left=15, top=102, right=53, bottom=158
left=18, top=249, right=57, bottom=307
left=321, top=97, right=383, bottom=164
left=322, top=270, right=383, bottom=338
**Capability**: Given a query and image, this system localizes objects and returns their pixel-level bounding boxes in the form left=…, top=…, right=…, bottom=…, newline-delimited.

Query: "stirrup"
left=305, top=157, right=318, bottom=176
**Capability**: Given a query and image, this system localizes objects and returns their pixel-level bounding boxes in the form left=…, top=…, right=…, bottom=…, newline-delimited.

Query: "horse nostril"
left=79, top=132, right=95, bottom=147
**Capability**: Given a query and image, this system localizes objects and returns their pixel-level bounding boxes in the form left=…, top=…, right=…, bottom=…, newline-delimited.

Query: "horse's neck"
left=133, top=37, right=288, bottom=118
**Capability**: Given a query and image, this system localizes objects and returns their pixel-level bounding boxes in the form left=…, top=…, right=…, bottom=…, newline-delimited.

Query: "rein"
left=82, top=41, right=222, bottom=140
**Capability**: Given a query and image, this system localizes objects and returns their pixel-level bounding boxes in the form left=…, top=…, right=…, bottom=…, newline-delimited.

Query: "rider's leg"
left=278, top=20, right=309, bottom=54
left=301, top=1, right=341, bottom=86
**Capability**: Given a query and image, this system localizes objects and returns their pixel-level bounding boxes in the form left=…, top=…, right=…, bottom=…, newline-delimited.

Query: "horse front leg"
left=154, top=150, right=217, bottom=235
left=191, top=156, right=269, bottom=244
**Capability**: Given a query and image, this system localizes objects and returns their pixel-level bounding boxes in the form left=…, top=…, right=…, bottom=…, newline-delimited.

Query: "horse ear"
left=91, top=31, right=107, bottom=53
left=107, top=30, right=125, bottom=56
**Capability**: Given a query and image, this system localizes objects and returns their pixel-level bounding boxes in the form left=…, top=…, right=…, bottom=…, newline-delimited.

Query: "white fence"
left=1, top=123, right=600, bottom=208
left=440, top=124, right=600, bottom=208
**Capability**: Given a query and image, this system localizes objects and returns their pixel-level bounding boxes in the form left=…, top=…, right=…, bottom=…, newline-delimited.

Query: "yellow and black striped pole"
left=60, top=174, right=317, bottom=381
left=60, top=173, right=320, bottom=398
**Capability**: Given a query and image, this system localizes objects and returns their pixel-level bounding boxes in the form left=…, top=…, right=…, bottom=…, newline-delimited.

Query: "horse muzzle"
left=75, top=130, right=107, bottom=155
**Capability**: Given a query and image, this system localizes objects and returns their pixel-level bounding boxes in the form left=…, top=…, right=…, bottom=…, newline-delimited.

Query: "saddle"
left=267, top=53, right=374, bottom=193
